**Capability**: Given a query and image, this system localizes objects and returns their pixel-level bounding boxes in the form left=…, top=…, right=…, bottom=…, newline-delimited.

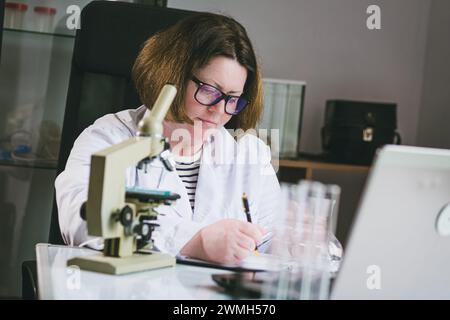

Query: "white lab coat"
left=55, top=105, right=281, bottom=256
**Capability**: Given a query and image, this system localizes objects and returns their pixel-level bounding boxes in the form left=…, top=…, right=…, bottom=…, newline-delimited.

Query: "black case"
left=321, top=100, right=401, bottom=165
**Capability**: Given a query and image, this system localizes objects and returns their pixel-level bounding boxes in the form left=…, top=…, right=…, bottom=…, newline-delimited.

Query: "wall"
left=168, top=0, right=431, bottom=153
left=167, top=0, right=435, bottom=246
left=416, top=0, right=450, bottom=149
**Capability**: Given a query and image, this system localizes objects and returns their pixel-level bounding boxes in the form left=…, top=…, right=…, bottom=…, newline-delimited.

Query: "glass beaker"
left=263, top=180, right=343, bottom=300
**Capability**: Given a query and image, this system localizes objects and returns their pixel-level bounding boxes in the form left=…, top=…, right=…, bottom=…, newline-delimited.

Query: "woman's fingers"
left=236, top=233, right=257, bottom=252
left=233, top=245, right=251, bottom=262
left=258, top=225, right=267, bottom=236
left=198, top=219, right=266, bottom=264
left=238, top=221, right=263, bottom=244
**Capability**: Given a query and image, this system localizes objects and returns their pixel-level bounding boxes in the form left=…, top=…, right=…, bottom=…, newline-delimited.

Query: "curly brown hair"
left=132, top=12, right=263, bottom=130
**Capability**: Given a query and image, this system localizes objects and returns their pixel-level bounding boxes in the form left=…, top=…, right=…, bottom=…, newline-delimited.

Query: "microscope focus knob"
left=119, top=206, right=133, bottom=227
left=134, top=223, right=151, bottom=240
left=80, top=202, right=87, bottom=221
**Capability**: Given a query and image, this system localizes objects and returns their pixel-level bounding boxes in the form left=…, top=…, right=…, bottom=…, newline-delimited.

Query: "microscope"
left=68, top=85, right=180, bottom=275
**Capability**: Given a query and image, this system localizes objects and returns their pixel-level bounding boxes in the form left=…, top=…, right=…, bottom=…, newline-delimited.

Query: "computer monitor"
left=332, top=145, right=450, bottom=299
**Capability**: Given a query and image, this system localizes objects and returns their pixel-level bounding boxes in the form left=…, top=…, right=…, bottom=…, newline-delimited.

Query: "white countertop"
left=36, top=243, right=234, bottom=300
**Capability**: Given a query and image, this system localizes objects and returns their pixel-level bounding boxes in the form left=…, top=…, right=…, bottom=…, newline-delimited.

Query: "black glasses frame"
left=191, top=76, right=249, bottom=115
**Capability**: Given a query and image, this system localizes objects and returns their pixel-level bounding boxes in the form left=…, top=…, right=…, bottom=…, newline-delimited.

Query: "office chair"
left=22, top=0, right=196, bottom=299
left=0, top=0, right=4, bottom=58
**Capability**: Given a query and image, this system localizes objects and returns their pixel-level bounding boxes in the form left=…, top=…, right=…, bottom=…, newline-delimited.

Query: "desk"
left=278, top=159, right=370, bottom=180
left=36, top=243, right=233, bottom=300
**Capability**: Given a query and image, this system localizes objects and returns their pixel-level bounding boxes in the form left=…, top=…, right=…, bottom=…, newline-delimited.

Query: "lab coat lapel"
left=193, top=146, right=219, bottom=222
left=193, top=128, right=234, bottom=222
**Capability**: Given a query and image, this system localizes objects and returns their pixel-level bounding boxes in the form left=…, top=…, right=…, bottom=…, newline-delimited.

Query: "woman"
left=55, top=12, right=280, bottom=265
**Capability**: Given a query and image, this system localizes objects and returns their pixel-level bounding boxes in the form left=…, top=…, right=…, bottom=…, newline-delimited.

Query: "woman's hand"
left=180, top=219, right=266, bottom=264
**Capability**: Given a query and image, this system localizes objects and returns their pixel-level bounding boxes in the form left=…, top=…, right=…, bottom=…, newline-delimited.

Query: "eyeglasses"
left=191, top=76, right=249, bottom=115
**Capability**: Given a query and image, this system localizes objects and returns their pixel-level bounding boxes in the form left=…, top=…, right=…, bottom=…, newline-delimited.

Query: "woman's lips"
left=198, top=118, right=218, bottom=126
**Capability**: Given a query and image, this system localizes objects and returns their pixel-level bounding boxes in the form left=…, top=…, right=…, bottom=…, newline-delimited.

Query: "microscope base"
left=67, top=251, right=175, bottom=275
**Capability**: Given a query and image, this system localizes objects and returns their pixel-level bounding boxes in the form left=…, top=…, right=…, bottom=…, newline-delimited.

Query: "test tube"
left=4, top=2, right=28, bottom=29
left=33, top=6, right=57, bottom=33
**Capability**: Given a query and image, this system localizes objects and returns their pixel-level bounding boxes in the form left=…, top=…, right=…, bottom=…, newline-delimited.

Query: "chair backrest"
left=0, top=0, right=4, bottom=58
left=49, top=1, right=196, bottom=244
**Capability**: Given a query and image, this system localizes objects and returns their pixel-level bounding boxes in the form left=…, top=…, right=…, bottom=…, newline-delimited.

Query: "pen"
left=242, top=193, right=252, bottom=223
left=242, top=193, right=259, bottom=255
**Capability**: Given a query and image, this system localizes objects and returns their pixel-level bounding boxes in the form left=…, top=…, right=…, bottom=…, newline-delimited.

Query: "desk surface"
left=36, top=243, right=233, bottom=300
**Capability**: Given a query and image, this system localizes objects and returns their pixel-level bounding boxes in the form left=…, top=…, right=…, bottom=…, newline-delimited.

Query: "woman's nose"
left=207, top=99, right=226, bottom=114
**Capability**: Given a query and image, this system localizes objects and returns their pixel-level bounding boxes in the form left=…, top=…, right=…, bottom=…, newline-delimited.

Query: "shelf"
left=3, top=27, right=75, bottom=39
left=0, top=158, right=57, bottom=170
left=278, top=158, right=370, bottom=180
left=279, top=158, right=370, bottom=171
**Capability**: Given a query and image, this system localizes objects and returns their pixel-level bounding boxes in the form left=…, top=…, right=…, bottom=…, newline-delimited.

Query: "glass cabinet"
left=0, top=28, right=74, bottom=168
left=0, top=0, right=167, bottom=299
left=0, top=0, right=108, bottom=299
left=0, top=0, right=79, bottom=299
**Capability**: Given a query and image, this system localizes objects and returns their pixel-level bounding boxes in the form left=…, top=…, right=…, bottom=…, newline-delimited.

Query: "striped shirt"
left=173, top=149, right=202, bottom=212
